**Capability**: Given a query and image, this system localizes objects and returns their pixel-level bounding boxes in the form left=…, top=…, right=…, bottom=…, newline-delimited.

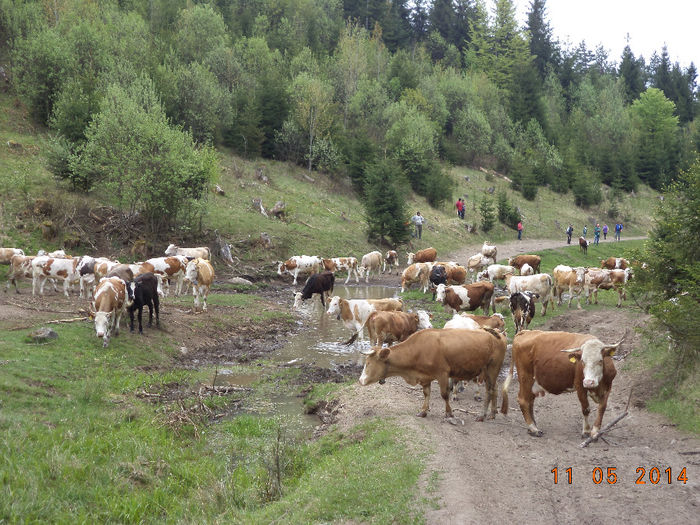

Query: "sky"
left=505, top=0, right=699, bottom=68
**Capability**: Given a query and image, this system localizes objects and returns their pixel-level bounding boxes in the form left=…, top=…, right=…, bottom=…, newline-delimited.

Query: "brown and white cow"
left=164, top=244, right=211, bottom=260
left=466, top=253, right=494, bottom=281
left=93, top=276, right=133, bottom=348
left=442, top=313, right=481, bottom=330
left=503, top=330, right=622, bottom=438
left=0, top=248, right=24, bottom=264
left=383, top=250, right=400, bottom=274
left=322, top=257, right=359, bottom=284
left=507, top=254, right=542, bottom=274
left=579, top=237, right=590, bottom=255
left=600, top=257, right=629, bottom=270
left=477, top=264, right=517, bottom=284
left=401, top=262, right=432, bottom=293
left=481, top=242, right=497, bottom=261
left=366, top=310, right=432, bottom=346
left=552, top=265, right=588, bottom=309
left=327, top=296, right=403, bottom=342
left=31, top=256, right=80, bottom=297
left=509, top=291, right=538, bottom=333
left=359, top=327, right=508, bottom=419
left=504, top=273, right=554, bottom=315
left=358, top=251, right=383, bottom=282
left=585, top=268, right=631, bottom=307
left=76, top=256, right=114, bottom=298
left=277, top=255, right=322, bottom=285
left=143, top=256, right=189, bottom=296
left=185, top=258, right=215, bottom=311
left=435, top=282, right=495, bottom=316
left=460, top=312, right=506, bottom=331
left=520, top=263, right=534, bottom=276
left=5, top=255, right=45, bottom=294
left=406, top=247, right=437, bottom=266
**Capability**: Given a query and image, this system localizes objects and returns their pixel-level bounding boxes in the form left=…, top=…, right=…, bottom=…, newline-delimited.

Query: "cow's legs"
left=577, top=388, right=592, bottom=437
left=517, top=376, right=541, bottom=436
left=418, top=382, right=431, bottom=417
left=193, top=287, right=201, bottom=310
left=201, top=287, right=208, bottom=311
left=292, top=269, right=298, bottom=285
left=344, top=271, right=350, bottom=284
left=591, top=391, right=611, bottom=438
left=438, top=376, right=454, bottom=418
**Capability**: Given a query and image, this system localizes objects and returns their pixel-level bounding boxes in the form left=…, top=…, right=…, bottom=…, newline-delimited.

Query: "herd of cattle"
left=282, top=242, right=635, bottom=439
left=0, top=244, right=214, bottom=347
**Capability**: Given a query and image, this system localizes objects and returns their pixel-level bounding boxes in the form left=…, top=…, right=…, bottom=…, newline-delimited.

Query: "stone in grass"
left=25, top=327, right=58, bottom=344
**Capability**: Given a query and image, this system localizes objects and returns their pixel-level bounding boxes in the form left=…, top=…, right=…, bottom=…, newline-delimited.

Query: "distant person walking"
left=411, top=211, right=426, bottom=239
left=594, top=223, right=601, bottom=245
left=455, top=198, right=465, bottom=219
left=566, top=224, right=574, bottom=244
left=582, top=225, right=587, bottom=238
left=517, top=220, right=523, bottom=240
left=602, top=224, right=608, bottom=240
left=614, top=223, right=622, bottom=241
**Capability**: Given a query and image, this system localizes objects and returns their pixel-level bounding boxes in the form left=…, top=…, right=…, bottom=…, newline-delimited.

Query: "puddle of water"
left=275, top=284, right=400, bottom=368
left=214, top=372, right=259, bottom=387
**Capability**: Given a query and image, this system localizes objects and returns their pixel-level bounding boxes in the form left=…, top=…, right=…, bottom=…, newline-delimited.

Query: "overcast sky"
left=505, top=0, right=698, bottom=68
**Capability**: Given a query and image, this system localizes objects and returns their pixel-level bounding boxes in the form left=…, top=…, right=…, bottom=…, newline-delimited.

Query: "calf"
left=600, top=257, right=629, bottom=270
left=31, top=256, right=80, bottom=297
left=507, top=254, right=541, bottom=274
left=93, top=277, right=133, bottom=348
left=323, top=257, right=359, bottom=284
left=164, top=244, right=211, bottom=260
left=406, top=247, right=437, bottom=265
left=435, top=282, right=495, bottom=316
left=477, top=264, right=517, bottom=284
left=6, top=255, right=44, bottom=294
left=401, top=262, right=431, bottom=293
left=504, top=273, right=554, bottom=315
left=359, top=328, right=508, bottom=419
left=358, top=251, right=382, bottom=282
left=509, top=291, right=538, bottom=333
left=466, top=253, right=494, bottom=281
left=128, top=272, right=160, bottom=334
left=293, top=271, right=335, bottom=308
left=552, top=265, right=587, bottom=309
left=185, top=258, right=215, bottom=311
left=503, top=330, right=622, bottom=438
left=481, top=242, right=497, bottom=260
left=383, top=250, right=399, bottom=274
left=366, top=310, right=432, bottom=346
left=327, top=296, right=377, bottom=342
left=0, top=248, right=24, bottom=264
left=579, top=236, right=589, bottom=254
left=277, top=255, right=321, bottom=285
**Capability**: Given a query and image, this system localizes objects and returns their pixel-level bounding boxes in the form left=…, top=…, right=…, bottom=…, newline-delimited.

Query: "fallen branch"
left=45, top=316, right=89, bottom=324
left=298, top=220, right=318, bottom=230
left=580, top=388, right=633, bottom=448
left=5, top=300, right=76, bottom=314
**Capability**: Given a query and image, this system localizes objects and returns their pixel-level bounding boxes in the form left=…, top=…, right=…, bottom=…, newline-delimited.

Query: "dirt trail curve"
left=335, top=235, right=699, bottom=524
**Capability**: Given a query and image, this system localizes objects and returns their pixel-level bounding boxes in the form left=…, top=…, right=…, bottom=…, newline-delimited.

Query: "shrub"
left=479, top=197, right=496, bottom=232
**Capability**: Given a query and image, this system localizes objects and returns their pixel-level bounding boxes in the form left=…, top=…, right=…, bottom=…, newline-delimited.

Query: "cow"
left=383, top=250, right=400, bottom=274
left=0, top=248, right=24, bottom=264
left=5, top=255, right=46, bottom=294
left=406, top=247, right=437, bottom=266
left=106, top=264, right=134, bottom=283
left=460, top=313, right=506, bottom=331
left=520, top=263, right=534, bottom=276
left=585, top=268, right=631, bottom=307
left=37, top=249, right=67, bottom=258
left=552, top=265, right=588, bottom=309
left=435, top=281, right=495, bottom=316
left=504, top=273, right=554, bottom=316
left=93, top=276, right=133, bottom=348
left=358, top=251, right=383, bottom=282
left=600, top=257, right=629, bottom=270
left=365, top=310, right=432, bottom=346
left=327, top=296, right=403, bottom=343
left=503, top=330, right=622, bottom=438
left=443, top=313, right=481, bottom=330
left=481, top=242, right=497, bottom=261
left=430, top=263, right=468, bottom=298
left=76, top=256, right=111, bottom=298
left=477, top=264, right=517, bottom=284
left=164, top=244, right=211, bottom=260
left=277, top=255, right=321, bottom=285
left=293, top=271, right=335, bottom=308
left=579, top=237, right=590, bottom=254
left=322, top=257, right=359, bottom=284
left=509, top=291, right=538, bottom=333
left=507, top=254, right=541, bottom=274
left=466, top=253, right=494, bottom=281
left=429, top=264, right=448, bottom=294
left=359, top=327, right=508, bottom=420
left=31, top=256, right=80, bottom=297
left=144, top=256, right=189, bottom=296
left=127, top=272, right=160, bottom=334
left=401, top=262, right=431, bottom=293
left=185, top=258, right=215, bottom=311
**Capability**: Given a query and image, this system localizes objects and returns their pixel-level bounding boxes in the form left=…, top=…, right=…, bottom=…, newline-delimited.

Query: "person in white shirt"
left=411, top=211, right=426, bottom=239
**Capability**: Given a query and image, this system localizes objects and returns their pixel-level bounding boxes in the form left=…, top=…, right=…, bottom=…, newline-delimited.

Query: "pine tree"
left=618, top=44, right=646, bottom=104
left=363, top=160, right=410, bottom=244
left=429, top=0, right=457, bottom=46
left=479, top=197, right=496, bottom=232
left=526, top=0, right=557, bottom=82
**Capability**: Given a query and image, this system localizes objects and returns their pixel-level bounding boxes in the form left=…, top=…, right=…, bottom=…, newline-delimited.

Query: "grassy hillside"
left=1, top=91, right=657, bottom=264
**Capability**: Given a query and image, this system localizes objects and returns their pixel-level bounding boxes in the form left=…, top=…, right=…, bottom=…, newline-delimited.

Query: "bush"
left=479, top=198, right=496, bottom=232
left=497, top=191, right=520, bottom=229
left=572, top=169, right=603, bottom=207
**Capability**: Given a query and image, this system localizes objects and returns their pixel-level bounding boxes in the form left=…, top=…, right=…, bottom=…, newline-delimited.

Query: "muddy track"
left=332, top=236, right=700, bottom=523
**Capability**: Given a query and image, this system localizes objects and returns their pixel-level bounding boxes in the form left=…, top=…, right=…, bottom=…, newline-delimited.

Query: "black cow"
left=293, top=271, right=335, bottom=308
left=510, top=291, right=539, bottom=334
left=429, top=264, right=447, bottom=300
left=128, top=272, right=160, bottom=334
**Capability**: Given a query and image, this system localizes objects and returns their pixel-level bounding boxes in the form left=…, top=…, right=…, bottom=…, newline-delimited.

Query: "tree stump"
left=270, top=201, right=286, bottom=219
left=256, top=167, right=269, bottom=184
left=259, top=232, right=272, bottom=248
left=252, top=198, right=268, bottom=218
left=214, top=184, right=225, bottom=196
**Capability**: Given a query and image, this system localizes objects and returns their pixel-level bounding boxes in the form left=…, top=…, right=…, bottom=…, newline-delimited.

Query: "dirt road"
left=334, top=236, right=700, bottom=523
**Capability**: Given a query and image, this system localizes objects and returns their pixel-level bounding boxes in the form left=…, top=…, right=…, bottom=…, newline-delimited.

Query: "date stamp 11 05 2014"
left=551, top=466, right=689, bottom=485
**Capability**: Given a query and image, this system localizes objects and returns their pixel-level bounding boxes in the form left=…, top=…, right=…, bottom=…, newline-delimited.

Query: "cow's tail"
left=343, top=311, right=376, bottom=346
left=501, top=344, right=514, bottom=414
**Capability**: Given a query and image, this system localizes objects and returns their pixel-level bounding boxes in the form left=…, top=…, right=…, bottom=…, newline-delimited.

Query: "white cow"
left=0, top=248, right=24, bottom=264
left=443, top=313, right=481, bottom=330
left=326, top=296, right=378, bottom=341
left=520, top=263, right=534, bottom=276
left=164, top=244, right=211, bottom=260
left=358, top=251, right=382, bottom=283
left=477, top=264, right=517, bottom=284
left=504, top=273, right=555, bottom=316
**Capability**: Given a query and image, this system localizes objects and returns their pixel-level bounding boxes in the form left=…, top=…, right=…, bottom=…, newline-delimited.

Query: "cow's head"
left=573, top=266, right=587, bottom=283
left=326, top=296, right=341, bottom=318
left=292, top=291, right=304, bottom=309
left=164, top=243, right=177, bottom=256
left=276, top=262, right=287, bottom=276
left=125, top=280, right=135, bottom=308
left=416, top=310, right=433, bottom=330
left=77, top=256, right=95, bottom=276
left=185, top=260, right=199, bottom=285
left=94, top=311, right=111, bottom=346
left=562, top=338, right=622, bottom=388
left=406, top=252, right=415, bottom=265
left=359, top=346, right=391, bottom=385
left=435, top=284, right=447, bottom=303
left=357, top=266, right=366, bottom=278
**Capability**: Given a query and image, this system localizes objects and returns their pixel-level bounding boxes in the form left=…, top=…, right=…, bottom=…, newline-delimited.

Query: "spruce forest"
left=1, top=0, right=697, bottom=241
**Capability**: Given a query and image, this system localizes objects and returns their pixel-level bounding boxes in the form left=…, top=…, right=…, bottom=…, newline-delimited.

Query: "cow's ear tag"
left=609, top=349, right=616, bottom=356
left=569, top=356, right=577, bottom=363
